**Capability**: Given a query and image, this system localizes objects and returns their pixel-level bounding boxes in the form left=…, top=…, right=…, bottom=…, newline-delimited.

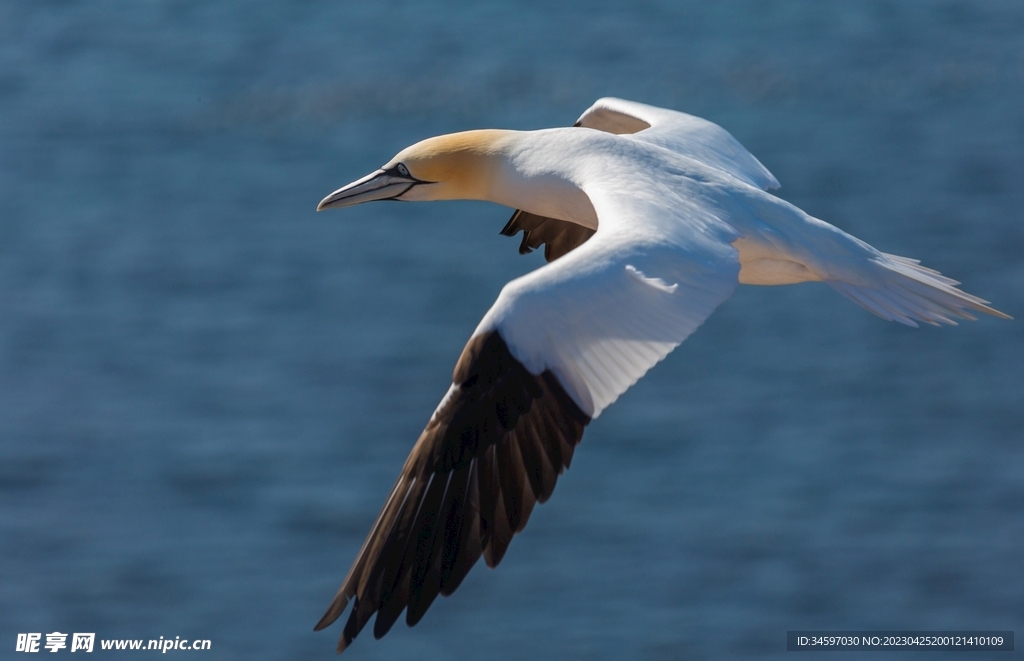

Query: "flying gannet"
left=313, top=98, right=1008, bottom=652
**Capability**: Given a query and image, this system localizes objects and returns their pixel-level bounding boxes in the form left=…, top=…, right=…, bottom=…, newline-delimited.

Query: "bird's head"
left=317, top=130, right=510, bottom=211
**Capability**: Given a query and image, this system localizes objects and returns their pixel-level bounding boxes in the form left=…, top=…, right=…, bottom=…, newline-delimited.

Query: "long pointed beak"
left=317, top=169, right=419, bottom=211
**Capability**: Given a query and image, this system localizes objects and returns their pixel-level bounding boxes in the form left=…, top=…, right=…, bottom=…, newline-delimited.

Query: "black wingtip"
left=373, top=598, right=404, bottom=640
left=499, top=209, right=522, bottom=236
left=317, top=330, right=591, bottom=654
left=314, top=594, right=349, bottom=632
left=518, top=232, right=534, bottom=255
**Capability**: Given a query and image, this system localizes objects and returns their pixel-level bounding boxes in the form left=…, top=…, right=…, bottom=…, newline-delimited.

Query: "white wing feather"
left=476, top=188, right=740, bottom=418
left=474, top=99, right=1005, bottom=418
left=576, top=97, right=780, bottom=191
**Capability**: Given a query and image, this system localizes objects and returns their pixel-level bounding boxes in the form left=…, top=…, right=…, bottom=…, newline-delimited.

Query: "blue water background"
left=2, top=2, right=1022, bottom=658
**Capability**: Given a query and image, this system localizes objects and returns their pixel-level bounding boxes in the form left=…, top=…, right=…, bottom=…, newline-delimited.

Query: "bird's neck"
left=402, top=129, right=599, bottom=229
left=488, top=130, right=599, bottom=229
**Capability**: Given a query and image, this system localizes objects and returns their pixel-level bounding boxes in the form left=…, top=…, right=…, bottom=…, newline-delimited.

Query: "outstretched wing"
left=575, top=97, right=780, bottom=191
left=317, top=183, right=742, bottom=652
left=315, top=330, right=588, bottom=652
left=500, top=97, right=775, bottom=263
left=480, top=189, right=741, bottom=418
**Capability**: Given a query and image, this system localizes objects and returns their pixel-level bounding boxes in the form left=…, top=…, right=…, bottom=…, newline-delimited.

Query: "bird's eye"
left=396, top=163, right=410, bottom=177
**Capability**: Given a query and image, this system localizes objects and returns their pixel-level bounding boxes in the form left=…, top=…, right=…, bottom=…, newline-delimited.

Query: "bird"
left=312, top=97, right=1008, bottom=653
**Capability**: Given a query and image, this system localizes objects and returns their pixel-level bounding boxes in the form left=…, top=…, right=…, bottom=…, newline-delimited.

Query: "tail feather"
left=827, top=252, right=1010, bottom=327
left=883, top=254, right=961, bottom=286
left=830, top=281, right=918, bottom=326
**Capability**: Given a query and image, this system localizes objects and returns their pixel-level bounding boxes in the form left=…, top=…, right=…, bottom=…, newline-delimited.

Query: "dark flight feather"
left=500, top=210, right=596, bottom=262
left=315, top=330, right=590, bottom=653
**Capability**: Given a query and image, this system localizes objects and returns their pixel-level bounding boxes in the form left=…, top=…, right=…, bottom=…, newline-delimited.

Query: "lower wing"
left=316, top=197, right=742, bottom=652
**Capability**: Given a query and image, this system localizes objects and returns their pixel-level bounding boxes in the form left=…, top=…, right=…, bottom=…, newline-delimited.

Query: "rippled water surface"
left=2, top=2, right=1022, bottom=659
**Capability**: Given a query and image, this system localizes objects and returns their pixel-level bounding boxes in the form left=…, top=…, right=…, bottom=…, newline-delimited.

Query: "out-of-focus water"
left=2, top=2, right=1022, bottom=659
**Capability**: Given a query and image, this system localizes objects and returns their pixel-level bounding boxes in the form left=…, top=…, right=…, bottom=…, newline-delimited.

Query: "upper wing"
left=317, top=187, right=741, bottom=652
left=575, top=97, right=780, bottom=191
left=499, top=98, right=775, bottom=263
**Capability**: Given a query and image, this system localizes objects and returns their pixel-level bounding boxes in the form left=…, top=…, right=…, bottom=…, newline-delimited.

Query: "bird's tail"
left=826, top=253, right=1010, bottom=327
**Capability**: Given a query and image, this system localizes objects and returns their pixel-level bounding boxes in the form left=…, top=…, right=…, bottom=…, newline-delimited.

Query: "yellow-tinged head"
left=317, top=130, right=511, bottom=211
